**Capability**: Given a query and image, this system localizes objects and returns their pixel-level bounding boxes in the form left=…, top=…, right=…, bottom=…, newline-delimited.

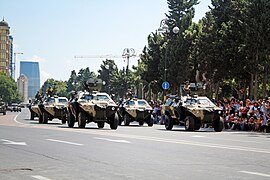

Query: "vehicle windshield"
left=185, top=99, right=197, bottom=105
left=138, top=100, right=147, bottom=106
left=81, top=94, right=93, bottom=101
left=95, top=95, right=110, bottom=101
left=126, top=101, right=135, bottom=106
left=197, top=99, right=215, bottom=106
left=47, top=98, right=55, bottom=103
left=58, top=98, right=67, bottom=103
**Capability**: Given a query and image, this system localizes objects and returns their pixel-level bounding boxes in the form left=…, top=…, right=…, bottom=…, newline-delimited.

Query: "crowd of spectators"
left=216, top=97, right=270, bottom=133
left=149, top=97, right=270, bottom=133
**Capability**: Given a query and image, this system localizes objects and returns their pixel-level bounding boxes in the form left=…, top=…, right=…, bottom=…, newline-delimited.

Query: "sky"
left=0, top=0, right=211, bottom=85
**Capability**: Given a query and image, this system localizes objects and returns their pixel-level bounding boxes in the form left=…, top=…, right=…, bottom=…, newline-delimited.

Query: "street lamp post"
left=13, top=52, right=23, bottom=80
left=158, top=18, right=179, bottom=99
left=122, top=48, right=136, bottom=91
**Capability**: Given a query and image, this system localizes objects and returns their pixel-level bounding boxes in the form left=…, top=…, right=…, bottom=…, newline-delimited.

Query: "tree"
left=0, top=73, right=21, bottom=103
left=40, top=78, right=68, bottom=97
left=98, top=59, right=118, bottom=93
left=165, top=0, right=199, bottom=93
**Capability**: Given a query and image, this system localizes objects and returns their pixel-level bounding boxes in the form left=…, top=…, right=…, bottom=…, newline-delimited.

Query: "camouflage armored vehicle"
left=118, top=98, right=153, bottom=126
left=0, top=101, right=7, bottom=115
left=161, top=95, right=224, bottom=132
left=67, top=78, right=119, bottom=130
left=29, top=100, right=43, bottom=122
left=39, top=96, right=68, bottom=124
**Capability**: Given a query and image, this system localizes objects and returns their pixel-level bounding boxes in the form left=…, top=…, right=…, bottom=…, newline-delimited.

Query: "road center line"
left=239, top=171, right=270, bottom=178
left=46, top=139, right=83, bottom=146
left=94, top=137, right=131, bottom=143
left=32, top=175, right=52, bottom=180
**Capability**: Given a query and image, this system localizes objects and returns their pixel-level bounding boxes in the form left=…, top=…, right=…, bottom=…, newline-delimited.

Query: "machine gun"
left=84, top=78, right=103, bottom=92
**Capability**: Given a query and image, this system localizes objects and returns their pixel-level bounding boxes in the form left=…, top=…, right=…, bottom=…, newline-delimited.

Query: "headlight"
left=218, top=111, right=222, bottom=114
left=148, top=110, right=151, bottom=114
left=111, top=107, right=115, bottom=111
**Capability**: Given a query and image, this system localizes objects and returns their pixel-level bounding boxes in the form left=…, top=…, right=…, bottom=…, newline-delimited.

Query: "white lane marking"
left=1, top=139, right=27, bottom=145
left=94, top=137, right=131, bottom=144
left=239, top=171, right=270, bottom=178
left=46, top=139, right=83, bottom=146
left=32, top=175, right=52, bottom=180
left=191, top=135, right=205, bottom=138
left=13, top=113, right=25, bottom=125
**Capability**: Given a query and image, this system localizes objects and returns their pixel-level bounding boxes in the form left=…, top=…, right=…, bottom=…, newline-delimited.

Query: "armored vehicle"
left=0, top=101, right=7, bottom=115
left=118, top=98, right=153, bottom=126
left=67, top=91, right=119, bottom=129
left=162, top=95, right=224, bottom=132
left=67, top=78, right=119, bottom=129
left=39, top=96, right=68, bottom=124
left=29, top=101, right=43, bottom=122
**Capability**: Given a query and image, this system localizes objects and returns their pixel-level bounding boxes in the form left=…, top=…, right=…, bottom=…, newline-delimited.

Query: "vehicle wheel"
left=139, top=120, right=144, bottom=126
left=67, top=111, right=75, bottom=128
left=30, top=112, right=34, bottom=120
left=118, top=113, right=123, bottom=125
left=194, top=120, right=201, bottom=130
left=38, top=115, right=43, bottom=123
left=42, top=112, right=48, bottom=124
left=165, top=115, right=173, bottom=130
left=3, top=112, right=6, bottom=115
left=214, top=117, right=224, bottom=132
left=110, top=113, right=119, bottom=130
left=123, top=114, right=130, bottom=126
left=78, top=111, right=86, bottom=128
left=185, top=116, right=195, bottom=131
left=61, top=119, right=66, bottom=124
left=97, top=122, right=105, bottom=128
left=147, top=115, right=154, bottom=127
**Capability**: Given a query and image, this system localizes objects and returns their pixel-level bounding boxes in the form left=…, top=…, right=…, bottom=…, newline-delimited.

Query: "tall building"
left=20, top=61, right=40, bottom=99
left=0, top=18, right=13, bottom=76
left=17, top=74, right=28, bottom=103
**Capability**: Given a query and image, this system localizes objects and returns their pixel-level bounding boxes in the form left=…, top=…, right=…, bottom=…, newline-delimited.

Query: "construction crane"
left=74, top=48, right=139, bottom=74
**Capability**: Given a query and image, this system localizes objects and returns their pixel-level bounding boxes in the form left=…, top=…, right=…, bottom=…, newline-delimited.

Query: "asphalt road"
left=1, top=108, right=270, bottom=180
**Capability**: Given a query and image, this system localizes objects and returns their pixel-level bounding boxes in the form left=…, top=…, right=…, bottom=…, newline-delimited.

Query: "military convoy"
left=118, top=98, right=153, bottom=126
left=26, top=78, right=224, bottom=132
left=162, top=95, right=224, bottom=132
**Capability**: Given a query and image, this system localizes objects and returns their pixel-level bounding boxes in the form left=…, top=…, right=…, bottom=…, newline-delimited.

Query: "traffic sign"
left=162, top=81, right=170, bottom=90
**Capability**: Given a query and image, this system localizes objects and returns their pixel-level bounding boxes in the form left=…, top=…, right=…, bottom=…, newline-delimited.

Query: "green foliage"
left=40, top=78, right=68, bottom=97
left=0, top=73, right=21, bottom=103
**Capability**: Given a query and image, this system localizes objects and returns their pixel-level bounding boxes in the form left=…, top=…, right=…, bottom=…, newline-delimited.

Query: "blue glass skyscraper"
left=20, top=61, right=40, bottom=99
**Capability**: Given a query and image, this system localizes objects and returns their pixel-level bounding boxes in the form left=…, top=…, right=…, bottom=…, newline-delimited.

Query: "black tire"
left=147, top=115, right=154, bottom=127
left=30, top=112, right=34, bottom=120
left=165, top=115, right=173, bottom=130
left=97, top=122, right=105, bottom=128
left=185, top=116, right=195, bottom=131
left=38, top=115, right=43, bottom=123
left=61, top=119, right=66, bottom=124
left=67, top=111, right=75, bottom=128
left=42, top=112, right=48, bottom=124
left=110, top=113, right=119, bottom=130
left=118, top=113, right=123, bottom=125
left=194, top=120, right=201, bottom=130
left=123, top=114, right=130, bottom=126
left=3, top=112, right=6, bottom=115
left=78, top=111, right=86, bottom=128
left=214, top=117, right=224, bottom=132
left=139, top=120, right=144, bottom=126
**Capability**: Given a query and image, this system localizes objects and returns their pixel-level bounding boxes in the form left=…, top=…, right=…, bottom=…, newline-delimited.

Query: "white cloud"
left=40, top=70, right=51, bottom=86
left=27, top=55, right=47, bottom=63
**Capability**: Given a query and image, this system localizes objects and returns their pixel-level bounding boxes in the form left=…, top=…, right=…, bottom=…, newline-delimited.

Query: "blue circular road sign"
left=162, top=81, right=170, bottom=90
